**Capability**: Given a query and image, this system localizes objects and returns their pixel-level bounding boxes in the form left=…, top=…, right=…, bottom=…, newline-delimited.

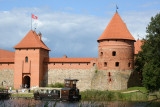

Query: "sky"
left=0, top=0, right=160, bottom=58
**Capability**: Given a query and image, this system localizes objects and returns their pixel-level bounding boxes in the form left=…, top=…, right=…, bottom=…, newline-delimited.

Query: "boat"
left=0, top=89, right=11, bottom=100
left=34, top=79, right=81, bottom=101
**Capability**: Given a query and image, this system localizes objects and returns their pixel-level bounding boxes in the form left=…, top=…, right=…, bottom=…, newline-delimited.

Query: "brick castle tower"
left=14, top=30, right=50, bottom=89
left=91, top=12, right=135, bottom=90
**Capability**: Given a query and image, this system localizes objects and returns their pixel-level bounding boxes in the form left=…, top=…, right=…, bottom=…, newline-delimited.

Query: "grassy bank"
left=80, top=87, right=160, bottom=101
left=11, top=93, right=34, bottom=98
left=9, top=87, right=160, bottom=102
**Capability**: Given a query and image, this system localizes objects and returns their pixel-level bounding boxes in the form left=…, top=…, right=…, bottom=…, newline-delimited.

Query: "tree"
left=135, top=13, right=160, bottom=91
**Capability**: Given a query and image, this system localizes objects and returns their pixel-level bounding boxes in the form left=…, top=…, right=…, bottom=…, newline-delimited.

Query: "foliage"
left=95, top=69, right=98, bottom=73
left=0, top=87, right=5, bottom=89
left=47, top=82, right=64, bottom=88
left=135, top=13, right=160, bottom=92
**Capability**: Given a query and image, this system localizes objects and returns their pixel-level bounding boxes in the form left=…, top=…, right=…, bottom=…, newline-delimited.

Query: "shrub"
left=47, top=82, right=64, bottom=88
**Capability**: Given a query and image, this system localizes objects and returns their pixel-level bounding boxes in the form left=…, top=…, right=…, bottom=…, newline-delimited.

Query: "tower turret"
left=92, top=12, right=135, bottom=90
left=97, top=12, right=135, bottom=71
left=14, top=30, right=50, bottom=89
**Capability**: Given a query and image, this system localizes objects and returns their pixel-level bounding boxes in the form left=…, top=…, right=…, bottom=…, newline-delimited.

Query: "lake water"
left=0, top=99, right=160, bottom=107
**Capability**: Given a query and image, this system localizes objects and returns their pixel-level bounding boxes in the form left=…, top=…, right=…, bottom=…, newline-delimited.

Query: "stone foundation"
left=0, top=69, right=14, bottom=88
left=91, top=70, right=133, bottom=90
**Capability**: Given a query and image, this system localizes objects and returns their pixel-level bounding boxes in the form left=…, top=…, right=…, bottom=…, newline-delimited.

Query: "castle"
left=0, top=12, right=141, bottom=91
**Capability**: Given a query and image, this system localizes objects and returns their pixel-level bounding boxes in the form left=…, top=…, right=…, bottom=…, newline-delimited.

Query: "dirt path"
left=121, top=90, right=139, bottom=93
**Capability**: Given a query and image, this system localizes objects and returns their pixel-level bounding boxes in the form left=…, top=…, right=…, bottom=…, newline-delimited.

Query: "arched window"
left=25, top=56, right=28, bottom=63
left=112, top=51, right=116, bottom=56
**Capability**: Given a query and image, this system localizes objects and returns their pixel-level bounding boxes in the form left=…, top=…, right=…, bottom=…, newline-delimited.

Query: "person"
left=28, top=88, right=30, bottom=93
left=20, top=85, right=21, bottom=89
left=16, top=89, right=18, bottom=93
left=6, top=86, right=8, bottom=90
left=9, top=87, right=12, bottom=92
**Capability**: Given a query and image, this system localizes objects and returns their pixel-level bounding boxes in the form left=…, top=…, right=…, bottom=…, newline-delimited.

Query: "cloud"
left=0, top=8, right=107, bottom=57
left=0, top=7, right=158, bottom=58
left=122, top=10, right=159, bottom=39
left=141, top=2, right=160, bottom=8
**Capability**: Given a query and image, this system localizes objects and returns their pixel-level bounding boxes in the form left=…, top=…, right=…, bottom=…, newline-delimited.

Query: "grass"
left=7, top=86, right=160, bottom=102
left=80, top=87, right=160, bottom=101
left=47, top=82, right=64, bottom=88
left=11, top=93, right=34, bottom=98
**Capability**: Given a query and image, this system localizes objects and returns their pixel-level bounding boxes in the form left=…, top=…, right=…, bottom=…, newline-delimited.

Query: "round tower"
left=97, top=12, right=135, bottom=71
left=92, top=12, right=135, bottom=90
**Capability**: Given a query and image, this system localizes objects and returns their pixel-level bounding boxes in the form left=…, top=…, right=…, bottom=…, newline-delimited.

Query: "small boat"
left=34, top=79, right=81, bottom=101
left=0, top=89, right=11, bottom=100
left=61, top=79, right=81, bottom=101
left=34, top=87, right=61, bottom=100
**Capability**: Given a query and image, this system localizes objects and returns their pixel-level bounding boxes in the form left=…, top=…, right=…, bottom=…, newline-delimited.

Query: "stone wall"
left=0, top=69, right=14, bottom=88
left=91, top=70, right=133, bottom=90
left=44, top=67, right=134, bottom=91
left=44, top=68, right=95, bottom=91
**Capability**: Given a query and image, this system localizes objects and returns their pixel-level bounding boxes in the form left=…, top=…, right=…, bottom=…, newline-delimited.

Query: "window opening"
left=109, top=78, right=112, bottom=82
left=100, top=52, right=103, bottom=56
left=115, top=62, right=119, bottom=67
left=112, top=51, right=116, bottom=56
left=128, top=62, right=131, bottom=67
left=25, top=56, right=28, bottom=63
left=108, top=72, right=111, bottom=77
left=104, top=62, right=107, bottom=67
left=93, top=63, right=96, bottom=66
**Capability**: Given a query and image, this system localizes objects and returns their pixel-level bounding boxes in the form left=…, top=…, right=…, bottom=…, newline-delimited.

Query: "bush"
left=47, top=82, right=64, bottom=88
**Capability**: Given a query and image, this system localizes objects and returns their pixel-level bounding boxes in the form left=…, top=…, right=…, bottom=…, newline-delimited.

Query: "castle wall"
left=43, top=62, right=94, bottom=91
left=0, top=63, right=14, bottom=87
left=47, top=62, right=91, bottom=69
left=91, top=70, right=132, bottom=90
left=45, top=69, right=94, bottom=91
left=44, top=63, right=133, bottom=91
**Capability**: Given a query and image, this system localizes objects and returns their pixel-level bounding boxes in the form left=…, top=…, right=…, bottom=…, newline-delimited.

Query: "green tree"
left=135, top=13, right=160, bottom=91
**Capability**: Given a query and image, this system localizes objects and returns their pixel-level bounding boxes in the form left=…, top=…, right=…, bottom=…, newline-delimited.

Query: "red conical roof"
left=14, top=30, right=50, bottom=51
left=98, top=12, right=135, bottom=42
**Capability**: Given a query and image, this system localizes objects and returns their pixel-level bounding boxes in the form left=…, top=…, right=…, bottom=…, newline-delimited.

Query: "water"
left=0, top=99, right=160, bottom=107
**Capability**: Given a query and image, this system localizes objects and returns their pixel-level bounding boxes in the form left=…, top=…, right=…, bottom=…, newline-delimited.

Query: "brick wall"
left=97, top=40, right=134, bottom=70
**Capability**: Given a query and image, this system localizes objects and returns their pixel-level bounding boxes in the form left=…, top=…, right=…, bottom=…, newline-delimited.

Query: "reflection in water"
left=0, top=99, right=160, bottom=107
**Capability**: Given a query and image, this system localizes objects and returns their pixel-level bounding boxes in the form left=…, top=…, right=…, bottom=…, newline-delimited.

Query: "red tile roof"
left=0, top=49, right=14, bottom=62
left=134, top=40, right=143, bottom=54
left=14, top=30, right=50, bottom=51
left=46, top=57, right=96, bottom=63
left=98, top=12, right=135, bottom=42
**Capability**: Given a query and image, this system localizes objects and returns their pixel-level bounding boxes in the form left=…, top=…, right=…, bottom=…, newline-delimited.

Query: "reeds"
left=80, top=90, right=151, bottom=101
